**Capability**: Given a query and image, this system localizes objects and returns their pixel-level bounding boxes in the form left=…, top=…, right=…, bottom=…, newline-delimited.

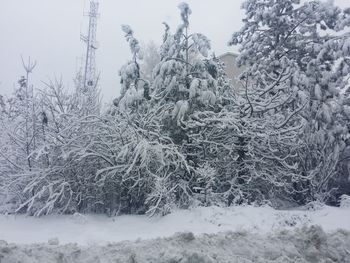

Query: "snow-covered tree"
left=4, top=1, right=349, bottom=217
left=115, top=25, right=152, bottom=112
left=230, top=0, right=350, bottom=203
left=1, top=69, right=104, bottom=215
left=106, top=3, right=238, bottom=211
left=0, top=58, right=45, bottom=211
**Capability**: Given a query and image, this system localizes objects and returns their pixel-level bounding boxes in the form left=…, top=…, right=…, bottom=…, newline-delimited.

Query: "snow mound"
left=1, top=226, right=350, bottom=263
left=47, top=237, right=59, bottom=246
left=274, top=212, right=311, bottom=228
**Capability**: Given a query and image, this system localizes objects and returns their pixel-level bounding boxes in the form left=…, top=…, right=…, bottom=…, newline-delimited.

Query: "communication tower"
left=80, top=0, right=99, bottom=90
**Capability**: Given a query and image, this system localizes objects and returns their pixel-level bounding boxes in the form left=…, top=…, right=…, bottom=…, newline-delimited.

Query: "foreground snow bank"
left=0, top=205, right=350, bottom=245
left=1, top=226, right=350, bottom=263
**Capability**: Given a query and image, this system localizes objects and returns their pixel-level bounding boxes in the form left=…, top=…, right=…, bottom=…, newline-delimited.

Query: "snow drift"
left=1, top=226, right=350, bottom=263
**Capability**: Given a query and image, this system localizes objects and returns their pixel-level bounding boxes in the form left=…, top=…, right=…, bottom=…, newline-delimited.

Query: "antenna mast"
left=80, top=0, right=99, bottom=90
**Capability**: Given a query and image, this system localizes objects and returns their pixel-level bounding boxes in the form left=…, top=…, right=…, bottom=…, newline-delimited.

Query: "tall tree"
left=230, top=0, right=350, bottom=203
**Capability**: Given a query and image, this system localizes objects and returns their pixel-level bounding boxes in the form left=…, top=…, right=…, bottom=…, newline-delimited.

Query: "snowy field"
left=1, top=205, right=350, bottom=262
left=1, top=205, right=350, bottom=245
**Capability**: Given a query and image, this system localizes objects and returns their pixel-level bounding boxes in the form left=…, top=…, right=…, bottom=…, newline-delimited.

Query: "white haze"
left=0, top=0, right=348, bottom=103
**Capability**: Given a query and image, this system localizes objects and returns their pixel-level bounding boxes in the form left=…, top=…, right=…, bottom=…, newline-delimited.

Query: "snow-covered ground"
left=0, top=204, right=349, bottom=245
left=1, top=204, right=350, bottom=262
left=1, top=226, right=350, bottom=263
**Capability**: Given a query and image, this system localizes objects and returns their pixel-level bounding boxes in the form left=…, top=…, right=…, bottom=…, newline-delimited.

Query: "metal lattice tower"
left=80, top=0, right=99, bottom=90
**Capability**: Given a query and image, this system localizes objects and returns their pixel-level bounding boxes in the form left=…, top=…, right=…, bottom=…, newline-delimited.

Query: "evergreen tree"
left=230, top=0, right=350, bottom=203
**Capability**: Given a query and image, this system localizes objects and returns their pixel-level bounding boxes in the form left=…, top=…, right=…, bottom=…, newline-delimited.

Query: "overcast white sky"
left=0, top=0, right=348, bottom=102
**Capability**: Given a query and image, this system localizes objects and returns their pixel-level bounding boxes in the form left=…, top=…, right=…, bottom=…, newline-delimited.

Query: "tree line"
left=0, top=0, right=350, bottom=216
